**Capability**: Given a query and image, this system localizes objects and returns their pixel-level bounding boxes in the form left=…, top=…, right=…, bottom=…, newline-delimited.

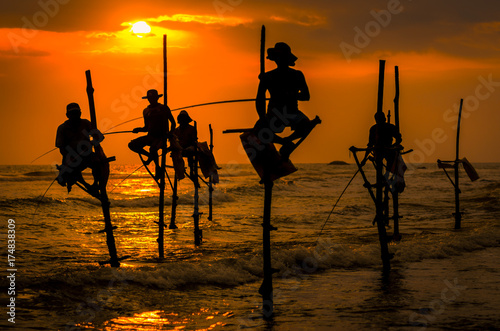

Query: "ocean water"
left=0, top=162, right=499, bottom=330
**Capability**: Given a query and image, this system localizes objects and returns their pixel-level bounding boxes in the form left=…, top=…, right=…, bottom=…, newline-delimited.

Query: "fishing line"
left=315, top=169, right=359, bottom=244
left=109, top=164, right=144, bottom=193
left=31, top=177, right=58, bottom=221
left=30, top=148, right=58, bottom=164
left=165, top=167, right=175, bottom=192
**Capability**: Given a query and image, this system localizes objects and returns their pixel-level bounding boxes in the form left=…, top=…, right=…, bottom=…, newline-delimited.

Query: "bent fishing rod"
left=104, top=98, right=265, bottom=134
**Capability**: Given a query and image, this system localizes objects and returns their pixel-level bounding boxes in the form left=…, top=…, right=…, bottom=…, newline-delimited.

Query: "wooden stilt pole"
left=454, top=99, right=463, bottom=229
left=437, top=99, right=476, bottom=228
left=156, top=34, right=168, bottom=259
left=208, top=124, right=214, bottom=221
left=260, top=174, right=274, bottom=318
left=85, top=70, right=121, bottom=267
left=169, top=176, right=178, bottom=229
left=394, top=67, right=400, bottom=134
left=377, top=60, right=385, bottom=115
left=256, top=24, right=274, bottom=318
left=158, top=150, right=166, bottom=260
left=392, top=65, right=401, bottom=240
left=166, top=33, right=179, bottom=231
left=260, top=25, right=266, bottom=78
left=193, top=122, right=202, bottom=246
left=375, top=60, right=391, bottom=271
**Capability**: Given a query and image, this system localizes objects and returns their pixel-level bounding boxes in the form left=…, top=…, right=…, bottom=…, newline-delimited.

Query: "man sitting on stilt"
left=55, top=102, right=103, bottom=197
left=255, top=42, right=320, bottom=160
left=174, top=110, right=197, bottom=178
left=129, top=89, right=184, bottom=180
left=360, top=111, right=404, bottom=226
left=361, top=111, right=402, bottom=170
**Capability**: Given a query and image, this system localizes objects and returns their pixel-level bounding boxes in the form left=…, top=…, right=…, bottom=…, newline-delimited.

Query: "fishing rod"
left=315, top=169, right=359, bottom=244
left=104, top=98, right=267, bottom=133
left=103, top=130, right=134, bottom=136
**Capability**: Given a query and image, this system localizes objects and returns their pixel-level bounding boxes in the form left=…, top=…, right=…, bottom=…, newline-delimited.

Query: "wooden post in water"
left=170, top=177, right=178, bottom=229
left=261, top=172, right=274, bottom=318
left=167, top=38, right=178, bottom=231
left=157, top=148, right=166, bottom=260
left=454, top=99, right=463, bottom=229
left=257, top=24, right=274, bottom=318
left=193, top=121, right=202, bottom=245
left=392, top=65, right=401, bottom=239
left=85, top=70, right=120, bottom=267
left=437, top=99, right=478, bottom=228
left=375, top=60, right=391, bottom=271
left=394, top=67, right=400, bottom=134
left=156, top=34, right=168, bottom=259
left=208, top=124, right=214, bottom=221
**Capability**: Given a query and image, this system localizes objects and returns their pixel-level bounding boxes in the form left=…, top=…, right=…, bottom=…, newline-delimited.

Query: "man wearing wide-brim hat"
left=255, top=42, right=320, bottom=160
left=129, top=89, right=184, bottom=180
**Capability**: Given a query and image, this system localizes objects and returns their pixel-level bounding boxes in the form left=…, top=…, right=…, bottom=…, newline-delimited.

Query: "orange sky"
left=1, top=0, right=500, bottom=165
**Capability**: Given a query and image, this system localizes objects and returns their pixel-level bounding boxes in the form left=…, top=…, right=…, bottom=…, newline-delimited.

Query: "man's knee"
left=293, top=121, right=310, bottom=136
left=128, top=140, right=141, bottom=152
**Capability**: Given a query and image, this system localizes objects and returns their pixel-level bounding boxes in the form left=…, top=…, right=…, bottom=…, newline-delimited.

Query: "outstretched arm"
left=133, top=110, right=148, bottom=133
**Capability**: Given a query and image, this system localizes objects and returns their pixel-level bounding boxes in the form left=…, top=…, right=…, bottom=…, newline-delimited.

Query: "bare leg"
left=279, top=116, right=321, bottom=160
left=129, top=138, right=155, bottom=165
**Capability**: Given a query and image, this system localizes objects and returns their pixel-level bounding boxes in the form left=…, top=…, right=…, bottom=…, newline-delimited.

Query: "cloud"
left=270, top=13, right=327, bottom=27
left=143, top=14, right=252, bottom=26
left=0, top=47, right=50, bottom=58
left=441, top=21, right=500, bottom=52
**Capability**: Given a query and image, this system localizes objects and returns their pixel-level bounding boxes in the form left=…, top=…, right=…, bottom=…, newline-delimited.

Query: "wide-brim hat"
left=267, top=42, right=298, bottom=66
left=142, top=89, right=163, bottom=99
left=177, top=110, right=192, bottom=123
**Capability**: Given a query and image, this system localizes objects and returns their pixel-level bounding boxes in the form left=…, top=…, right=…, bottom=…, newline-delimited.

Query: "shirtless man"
left=128, top=89, right=176, bottom=177
left=256, top=42, right=319, bottom=160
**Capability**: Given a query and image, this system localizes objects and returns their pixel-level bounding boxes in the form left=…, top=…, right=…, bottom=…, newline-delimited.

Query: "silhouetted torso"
left=368, top=122, right=401, bottom=149
left=143, top=104, right=170, bottom=138
left=261, top=67, right=307, bottom=114
left=55, top=119, right=92, bottom=153
left=174, top=124, right=197, bottom=150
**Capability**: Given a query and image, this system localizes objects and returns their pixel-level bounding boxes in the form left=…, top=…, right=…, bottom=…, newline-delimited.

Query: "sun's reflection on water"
left=78, top=309, right=228, bottom=330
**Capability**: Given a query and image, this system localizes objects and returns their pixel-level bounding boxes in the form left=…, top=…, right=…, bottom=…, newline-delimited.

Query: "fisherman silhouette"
left=173, top=110, right=221, bottom=184
left=174, top=110, right=197, bottom=178
left=128, top=89, right=184, bottom=180
left=174, top=111, right=197, bottom=155
left=361, top=111, right=402, bottom=170
left=255, top=42, right=320, bottom=160
left=55, top=102, right=103, bottom=196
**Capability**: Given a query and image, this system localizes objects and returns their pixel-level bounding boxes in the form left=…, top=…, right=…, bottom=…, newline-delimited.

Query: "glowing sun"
left=131, top=21, right=151, bottom=36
